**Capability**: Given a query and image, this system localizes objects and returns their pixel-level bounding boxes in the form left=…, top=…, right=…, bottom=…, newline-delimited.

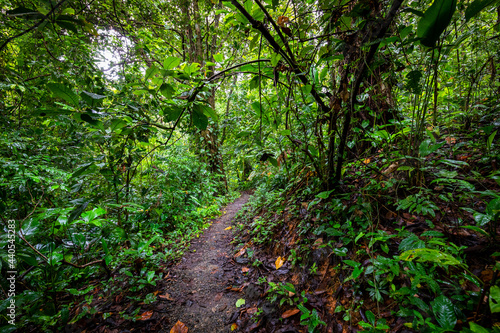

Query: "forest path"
left=159, top=193, right=250, bottom=332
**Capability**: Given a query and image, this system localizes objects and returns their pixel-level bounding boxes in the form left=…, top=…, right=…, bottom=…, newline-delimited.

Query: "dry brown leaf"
left=246, top=307, right=258, bottom=315
left=137, top=310, right=153, bottom=321
left=282, top=308, right=300, bottom=319
left=159, top=292, right=174, bottom=301
left=275, top=256, right=285, bottom=269
left=170, top=320, right=188, bottom=333
left=234, top=242, right=252, bottom=258
left=242, top=267, right=249, bottom=273
left=445, top=137, right=457, bottom=144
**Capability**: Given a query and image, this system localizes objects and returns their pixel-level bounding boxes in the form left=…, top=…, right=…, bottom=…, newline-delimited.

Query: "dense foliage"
left=1, top=0, right=499, bottom=331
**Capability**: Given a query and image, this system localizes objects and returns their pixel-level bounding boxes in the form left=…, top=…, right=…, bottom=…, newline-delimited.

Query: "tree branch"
left=0, top=0, right=69, bottom=52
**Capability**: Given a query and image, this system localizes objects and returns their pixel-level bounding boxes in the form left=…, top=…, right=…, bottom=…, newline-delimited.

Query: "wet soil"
left=159, top=193, right=250, bottom=332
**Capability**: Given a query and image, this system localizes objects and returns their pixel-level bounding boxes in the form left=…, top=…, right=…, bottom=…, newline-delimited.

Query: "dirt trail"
left=159, top=193, right=250, bottom=332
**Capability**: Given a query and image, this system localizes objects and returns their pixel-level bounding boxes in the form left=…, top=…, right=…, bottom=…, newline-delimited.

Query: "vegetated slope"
left=227, top=134, right=500, bottom=333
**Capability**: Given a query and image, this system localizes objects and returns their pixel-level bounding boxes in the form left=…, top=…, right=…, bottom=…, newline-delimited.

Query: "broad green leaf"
left=316, top=190, right=333, bottom=199
left=490, top=285, right=500, bottom=313
left=469, top=322, right=491, bottom=333
left=271, top=53, right=281, bottom=67
left=279, top=129, right=291, bottom=136
left=465, top=0, right=498, bottom=22
left=184, top=62, right=200, bottom=76
left=56, top=20, right=78, bottom=33
left=235, top=298, right=245, bottom=307
left=431, top=295, right=456, bottom=329
left=473, top=212, right=491, bottom=226
left=399, top=234, right=425, bottom=251
left=417, top=0, right=457, bottom=47
left=486, top=197, right=500, bottom=217
left=194, top=103, right=218, bottom=121
left=192, top=106, right=208, bottom=130
left=251, top=101, right=263, bottom=115
left=419, top=139, right=444, bottom=156
left=160, top=83, right=176, bottom=99
left=71, top=162, right=95, bottom=178
left=487, top=130, right=497, bottom=150
left=110, top=119, right=127, bottom=132
left=164, top=105, right=183, bottom=122
left=399, top=248, right=462, bottom=267
left=80, top=113, right=102, bottom=127
left=163, top=56, right=181, bottom=70
left=145, top=65, right=159, bottom=80
left=82, top=91, right=106, bottom=100
left=214, top=53, right=223, bottom=63
left=47, top=83, right=79, bottom=107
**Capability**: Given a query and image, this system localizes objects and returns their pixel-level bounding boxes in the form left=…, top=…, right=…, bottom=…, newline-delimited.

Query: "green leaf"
left=398, top=234, right=425, bottom=251
left=163, top=56, right=181, bottom=70
left=80, top=113, right=101, bottom=127
left=399, top=248, right=462, bottom=267
left=490, top=285, right=500, bottom=313
left=419, top=139, right=444, bottom=156
left=486, top=197, right=500, bottom=217
left=164, top=105, right=183, bottom=122
left=473, top=213, right=491, bottom=226
left=47, top=83, right=79, bottom=107
left=465, top=0, right=498, bottom=22
left=145, top=65, right=159, bottom=80
left=271, top=53, right=281, bottom=67
left=417, top=0, right=457, bottom=47
left=71, top=162, right=95, bottom=178
left=110, top=119, right=127, bottom=132
left=487, top=130, right=497, bottom=150
left=56, top=20, right=78, bottom=33
left=194, top=103, right=218, bottom=121
left=160, top=83, right=176, bottom=100
left=316, top=190, right=334, bottom=199
left=0, top=325, right=17, bottom=333
left=146, top=271, right=155, bottom=283
left=279, top=129, right=291, bottom=136
left=192, top=106, right=208, bottom=130
left=251, top=101, right=263, bottom=115
left=214, top=53, right=224, bottom=63
left=431, top=295, right=456, bottom=329
left=460, top=225, right=489, bottom=237
left=469, top=322, right=491, bottom=333
left=235, top=298, right=245, bottom=307
left=82, top=91, right=106, bottom=100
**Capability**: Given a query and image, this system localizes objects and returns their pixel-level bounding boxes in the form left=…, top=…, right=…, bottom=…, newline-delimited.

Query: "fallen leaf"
left=236, top=298, right=245, bottom=307
left=275, top=256, right=285, bottom=269
left=235, top=242, right=252, bottom=257
left=445, top=137, right=457, bottom=144
left=282, top=308, right=300, bottom=318
left=231, top=323, right=238, bottom=331
left=363, top=158, right=371, bottom=164
left=159, top=292, right=174, bottom=301
left=246, top=307, right=258, bottom=315
left=170, top=320, right=188, bottom=333
left=224, top=226, right=232, bottom=230
left=242, top=267, right=249, bottom=273
left=137, top=310, right=153, bottom=321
